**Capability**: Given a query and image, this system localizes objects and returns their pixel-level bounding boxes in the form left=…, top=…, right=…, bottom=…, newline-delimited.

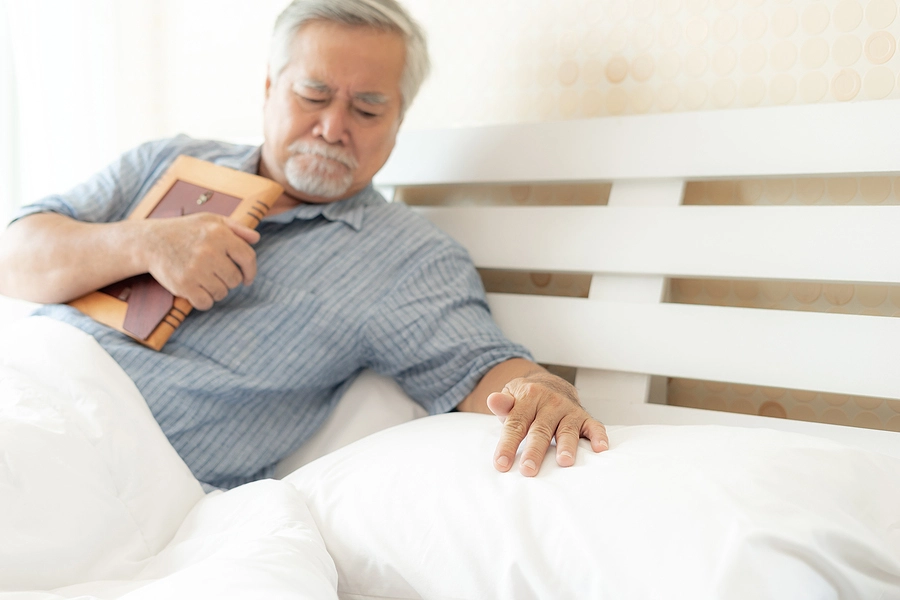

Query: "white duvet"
left=2, top=316, right=900, bottom=600
left=0, top=317, right=338, bottom=599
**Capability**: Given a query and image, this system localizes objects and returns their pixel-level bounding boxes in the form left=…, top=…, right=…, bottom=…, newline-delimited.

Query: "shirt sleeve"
left=361, top=240, right=533, bottom=415
left=10, top=137, right=184, bottom=225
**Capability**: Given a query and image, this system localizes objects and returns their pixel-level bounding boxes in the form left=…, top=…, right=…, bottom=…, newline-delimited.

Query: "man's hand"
left=0, top=212, right=260, bottom=307
left=455, top=358, right=609, bottom=476
left=487, top=371, right=608, bottom=476
left=143, top=213, right=260, bottom=310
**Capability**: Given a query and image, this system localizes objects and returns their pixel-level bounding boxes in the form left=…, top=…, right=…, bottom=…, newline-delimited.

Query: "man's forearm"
left=0, top=213, right=147, bottom=303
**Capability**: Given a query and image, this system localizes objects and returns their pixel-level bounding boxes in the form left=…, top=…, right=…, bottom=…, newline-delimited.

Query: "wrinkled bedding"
left=0, top=317, right=338, bottom=599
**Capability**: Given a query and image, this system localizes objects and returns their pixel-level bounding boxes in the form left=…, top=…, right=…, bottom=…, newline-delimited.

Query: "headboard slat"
left=421, top=205, right=900, bottom=284
left=487, top=293, right=900, bottom=402
left=377, top=100, right=900, bottom=185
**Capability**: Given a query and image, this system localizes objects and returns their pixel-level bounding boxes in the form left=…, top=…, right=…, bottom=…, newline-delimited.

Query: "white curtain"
left=2, top=0, right=120, bottom=224
left=0, top=0, right=18, bottom=226
left=0, top=0, right=283, bottom=228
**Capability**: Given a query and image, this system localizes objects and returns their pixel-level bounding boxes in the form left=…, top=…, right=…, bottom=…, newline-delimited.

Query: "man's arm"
left=457, top=357, right=609, bottom=476
left=0, top=212, right=260, bottom=309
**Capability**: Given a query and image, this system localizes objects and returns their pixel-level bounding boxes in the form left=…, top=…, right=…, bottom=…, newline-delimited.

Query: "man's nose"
left=314, top=103, right=350, bottom=145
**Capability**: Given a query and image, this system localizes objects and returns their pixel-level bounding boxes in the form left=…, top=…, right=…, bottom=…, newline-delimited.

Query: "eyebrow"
left=297, top=79, right=329, bottom=93
left=297, top=79, right=388, bottom=106
left=354, top=92, right=388, bottom=106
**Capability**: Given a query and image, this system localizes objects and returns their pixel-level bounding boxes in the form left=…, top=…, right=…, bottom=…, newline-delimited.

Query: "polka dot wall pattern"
left=403, top=0, right=900, bottom=127
left=666, top=377, right=900, bottom=432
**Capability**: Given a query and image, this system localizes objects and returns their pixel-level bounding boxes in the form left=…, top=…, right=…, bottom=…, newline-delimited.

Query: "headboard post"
left=574, top=179, right=685, bottom=405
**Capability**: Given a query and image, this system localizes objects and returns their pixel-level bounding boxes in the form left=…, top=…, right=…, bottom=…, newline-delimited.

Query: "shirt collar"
left=265, top=187, right=383, bottom=231
left=241, top=146, right=385, bottom=231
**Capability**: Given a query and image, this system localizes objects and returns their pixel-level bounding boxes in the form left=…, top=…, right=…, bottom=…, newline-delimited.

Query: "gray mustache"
left=287, top=142, right=358, bottom=169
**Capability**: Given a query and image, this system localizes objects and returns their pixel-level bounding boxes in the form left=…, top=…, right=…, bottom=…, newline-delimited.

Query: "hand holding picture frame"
left=68, top=155, right=284, bottom=350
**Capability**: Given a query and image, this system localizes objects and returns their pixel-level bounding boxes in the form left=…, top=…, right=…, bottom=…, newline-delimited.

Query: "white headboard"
left=374, top=99, right=900, bottom=450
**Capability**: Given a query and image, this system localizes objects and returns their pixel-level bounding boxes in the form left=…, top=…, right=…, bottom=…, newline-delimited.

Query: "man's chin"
left=284, top=159, right=355, bottom=201
left=284, top=176, right=355, bottom=203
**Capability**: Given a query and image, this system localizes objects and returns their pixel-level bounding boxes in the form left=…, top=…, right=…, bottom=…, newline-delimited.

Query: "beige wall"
left=109, top=0, right=285, bottom=149
left=112, top=1, right=900, bottom=139
left=402, top=0, right=900, bottom=128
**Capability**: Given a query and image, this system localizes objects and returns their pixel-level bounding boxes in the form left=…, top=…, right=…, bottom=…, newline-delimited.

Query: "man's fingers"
left=523, top=416, right=608, bottom=473
left=226, top=220, right=261, bottom=245
left=197, top=278, right=228, bottom=308
left=185, top=284, right=215, bottom=311
left=226, top=238, right=258, bottom=286
left=486, top=390, right=515, bottom=421
left=555, top=416, right=583, bottom=467
left=215, top=258, right=245, bottom=290
left=493, top=406, right=535, bottom=473
left=518, top=417, right=557, bottom=476
left=183, top=239, right=255, bottom=309
left=146, top=214, right=259, bottom=300
left=213, top=274, right=236, bottom=300
left=200, top=217, right=259, bottom=288
left=583, top=418, right=610, bottom=453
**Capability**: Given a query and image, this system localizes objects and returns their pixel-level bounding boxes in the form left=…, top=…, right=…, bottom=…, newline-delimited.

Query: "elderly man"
left=0, top=0, right=607, bottom=490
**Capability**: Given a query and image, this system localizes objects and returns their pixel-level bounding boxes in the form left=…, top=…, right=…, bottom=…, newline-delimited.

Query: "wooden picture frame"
left=68, top=155, right=284, bottom=351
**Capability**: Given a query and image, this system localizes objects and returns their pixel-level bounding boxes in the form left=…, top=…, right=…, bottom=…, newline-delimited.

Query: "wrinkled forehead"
left=280, top=20, right=406, bottom=94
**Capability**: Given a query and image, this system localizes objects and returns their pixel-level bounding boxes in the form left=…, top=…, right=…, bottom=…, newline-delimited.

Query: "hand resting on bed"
left=457, top=357, right=609, bottom=476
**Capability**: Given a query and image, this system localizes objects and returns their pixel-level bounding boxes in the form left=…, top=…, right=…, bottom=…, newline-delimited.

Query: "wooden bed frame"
left=374, top=98, right=900, bottom=459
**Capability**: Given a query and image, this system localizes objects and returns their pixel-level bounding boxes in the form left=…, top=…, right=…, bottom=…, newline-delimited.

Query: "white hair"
left=269, top=0, right=430, bottom=116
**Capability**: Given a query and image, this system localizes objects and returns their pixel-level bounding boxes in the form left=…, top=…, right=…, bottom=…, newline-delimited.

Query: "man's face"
left=260, top=20, right=406, bottom=204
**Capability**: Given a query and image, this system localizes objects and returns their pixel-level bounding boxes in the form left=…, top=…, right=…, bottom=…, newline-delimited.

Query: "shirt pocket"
left=173, top=275, right=318, bottom=377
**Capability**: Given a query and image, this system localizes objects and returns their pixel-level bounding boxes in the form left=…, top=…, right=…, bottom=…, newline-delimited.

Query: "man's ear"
left=264, top=72, right=273, bottom=100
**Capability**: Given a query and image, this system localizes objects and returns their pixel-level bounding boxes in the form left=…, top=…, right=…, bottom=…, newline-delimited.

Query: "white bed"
left=2, top=99, right=900, bottom=599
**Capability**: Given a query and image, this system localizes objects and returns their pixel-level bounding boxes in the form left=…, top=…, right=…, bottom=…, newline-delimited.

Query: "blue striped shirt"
left=15, top=135, right=531, bottom=489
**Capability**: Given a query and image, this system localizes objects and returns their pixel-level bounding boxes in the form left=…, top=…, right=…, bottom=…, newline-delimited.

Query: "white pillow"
left=286, top=413, right=900, bottom=600
left=275, top=369, right=427, bottom=478
left=0, top=317, right=204, bottom=590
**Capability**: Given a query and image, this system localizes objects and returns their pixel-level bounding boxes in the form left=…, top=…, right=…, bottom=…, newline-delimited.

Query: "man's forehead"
left=295, top=78, right=389, bottom=105
left=281, top=21, right=405, bottom=99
